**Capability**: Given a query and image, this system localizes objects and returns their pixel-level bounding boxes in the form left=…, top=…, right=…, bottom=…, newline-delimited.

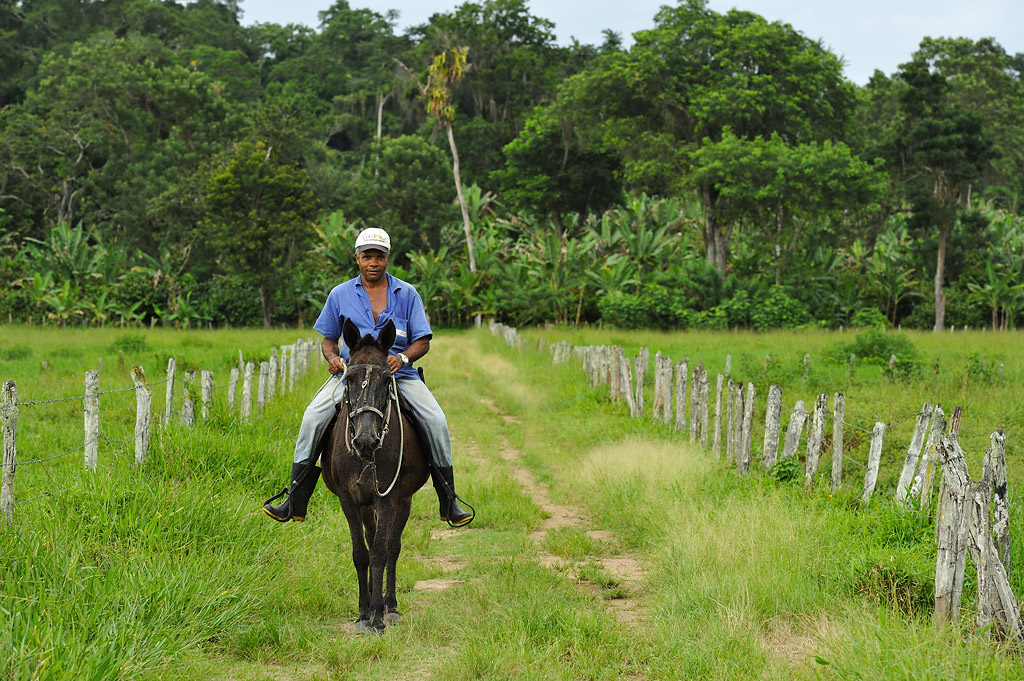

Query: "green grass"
left=1, top=324, right=1023, bottom=679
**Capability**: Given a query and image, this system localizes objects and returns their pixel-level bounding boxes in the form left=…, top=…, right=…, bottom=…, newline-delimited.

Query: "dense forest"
left=1, top=0, right=1023, bottom=331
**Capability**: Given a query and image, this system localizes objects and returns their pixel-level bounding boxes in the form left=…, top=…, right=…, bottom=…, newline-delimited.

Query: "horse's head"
left=342, top=318, right=397, bottom=461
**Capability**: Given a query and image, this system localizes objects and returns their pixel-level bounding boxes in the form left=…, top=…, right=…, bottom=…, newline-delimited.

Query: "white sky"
left=236, top=0, right=1024, bottom=85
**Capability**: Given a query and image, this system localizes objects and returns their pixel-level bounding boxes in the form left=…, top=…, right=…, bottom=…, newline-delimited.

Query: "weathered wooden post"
left=849, top=353, right=856, bottom=381
left=610, top=346, right=622, bottom=401
left=131, top=367, right=151, bottom=464
left=182, top=371, right=195, bottom=427
left=228, top=367, right=239, bottom=412
left=634, top=354, right=645, bottom=417
left=279, top=346, right=290, bottom=395
left=258, top=361, right=269, bottom=414
left=911, top=405, right=946, bottom=510
left=763, top=385, right=783, bottom=470
left=700, top=372, right=710, bottom=449
left=984, top=430, right=1010, bottom=566
left=712, top=374, right=724, bottom=458
left=689, top=365, right=700, bottom=443
left=241, top=361, right=254, bottom=423
left=268, top=349, right=278, bottom=402
left=934, top=429, right=971, bottom=628
left=895, top=403, right=935, bottom=505
left=804, top=394, right=828, bottom=489
left=1, top=381, right=18, bottom=524
left=288, top=345, right=297, bottom=392
left=738, top=382, right=755, bottom=474
left=164, top=357, right=176, bottom=425
left=725, top=354, right=731, bottom=376
left=780, top=400, right=808, bottom=460
left=651, top=352, right=663, bottom=418
left=831, top=393, right=845, bottom=493
left=200, top=370, right=213, bottom=422
left=860, top=422, right=886, bottom=503
left=618, top=348, right=636, bottom=417
left=725, top=380, right=735, bottom=463
left=674, top=360, right=688, bottom=432
left=83, top=369, right=99, bottom=471
left=803, top=353, right=810, bottom=383
left=732, top=385, right=744, bottom=466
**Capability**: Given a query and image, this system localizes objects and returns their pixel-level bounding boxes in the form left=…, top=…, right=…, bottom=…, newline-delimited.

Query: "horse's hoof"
left=383, top=611, right=402, bottom=626
left=356, top=617, right=385, bottom=636
left=355, top=618, right=372, bottom=635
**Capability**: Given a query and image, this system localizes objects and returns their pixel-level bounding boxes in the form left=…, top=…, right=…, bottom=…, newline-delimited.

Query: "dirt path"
left=480, top=398, right=647, bottom=627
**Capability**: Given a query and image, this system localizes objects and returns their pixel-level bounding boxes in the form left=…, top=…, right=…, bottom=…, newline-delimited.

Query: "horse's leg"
left=366, top=504, right=391, bottom=633
left=340, top=500, right=371, bottom=626
left=383, top=498, right=412, bottom=625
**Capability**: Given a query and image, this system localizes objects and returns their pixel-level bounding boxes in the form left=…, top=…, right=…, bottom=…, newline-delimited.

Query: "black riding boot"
left=431, top=465, right=474, bottom=527
left=263, top=462, right=321, bottom=523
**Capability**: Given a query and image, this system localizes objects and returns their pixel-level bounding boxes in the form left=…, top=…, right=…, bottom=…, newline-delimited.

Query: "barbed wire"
left=13, top=487, right=73, bottom=506
left=1, top=442, right=86, bottom=468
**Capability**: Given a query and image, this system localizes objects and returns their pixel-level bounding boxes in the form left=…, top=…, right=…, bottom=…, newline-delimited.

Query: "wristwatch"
left=398, top=352, right=410, bottom=366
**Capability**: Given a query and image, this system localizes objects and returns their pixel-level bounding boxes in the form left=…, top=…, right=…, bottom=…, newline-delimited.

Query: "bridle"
left=342, top=361, right=404, bottom=497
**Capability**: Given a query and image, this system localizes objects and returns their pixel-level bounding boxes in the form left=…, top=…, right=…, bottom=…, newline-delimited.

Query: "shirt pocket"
left=390, top=317, right=409, bottom=350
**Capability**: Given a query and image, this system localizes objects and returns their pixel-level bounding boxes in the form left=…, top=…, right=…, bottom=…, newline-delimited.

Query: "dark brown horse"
left=320, top=318, right=430, bottom=634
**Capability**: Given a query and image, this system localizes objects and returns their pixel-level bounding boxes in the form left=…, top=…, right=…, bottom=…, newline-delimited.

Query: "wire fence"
left=1, top=338, right=321, bottom=522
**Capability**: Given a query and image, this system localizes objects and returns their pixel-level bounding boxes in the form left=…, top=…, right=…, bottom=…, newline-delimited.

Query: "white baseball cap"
left=354, top=227, right=391, bottom=254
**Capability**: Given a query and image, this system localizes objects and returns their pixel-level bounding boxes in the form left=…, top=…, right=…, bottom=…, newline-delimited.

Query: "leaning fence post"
left=700, top=372, right=710, bottom=449
left=831, top=393, right=845, bottom=493
left=763, top=385, right=783, bottom=470
left=200, top=370, right=213, bottom=422
left=689, top=366, right=700, bottom=443
left=712, top=374, right=724, bottom=458
left=1, top=381, right=18, bottom=524
left=84, top=369, right=99, bottom=470
left=241, top=361, right=254, bottom=423
left=914, top=405, right=946, bottom=510
left=164, top=357, right=176, bottom=425
left=804, top=394, right=828, bottom=490
left=934, top=432, right=970, bottom=627
left=619, top=349, right=636, bottom=417
left=732, top=384, right=744, bottom=466
left=896, top=403, right=935, bottom=505
left=131, top=367, right=151, bottom=464
left=725, top=380, right=735, bottom=463
left=288, top=345, right=297, bottom=392
left=780, top=400, right=808, bottom=460
left=279, top=346, right=290, bottom=395
left=860, top=422, right=887, bottom=503
left=651, top=352, right=664, bottom=419
left=984, top=429, right=1010, bottom=566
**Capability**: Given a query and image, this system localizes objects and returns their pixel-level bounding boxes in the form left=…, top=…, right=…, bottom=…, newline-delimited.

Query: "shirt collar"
left=354, top=272, right=402, bottom=293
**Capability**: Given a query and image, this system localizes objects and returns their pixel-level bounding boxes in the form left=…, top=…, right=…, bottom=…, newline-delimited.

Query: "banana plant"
left=40, top=280, right=84, bottom=327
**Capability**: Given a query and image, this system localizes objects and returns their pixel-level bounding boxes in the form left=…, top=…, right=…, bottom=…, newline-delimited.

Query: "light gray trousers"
left=292, top=373, right=453, bottom=468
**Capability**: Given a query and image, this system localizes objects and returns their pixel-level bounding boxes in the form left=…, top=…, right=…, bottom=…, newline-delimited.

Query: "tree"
left=201, top=141, right=316, bottom=327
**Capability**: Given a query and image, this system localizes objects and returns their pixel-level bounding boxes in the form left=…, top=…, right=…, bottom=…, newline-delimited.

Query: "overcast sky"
left=236, top=0, right=1023, bottom=85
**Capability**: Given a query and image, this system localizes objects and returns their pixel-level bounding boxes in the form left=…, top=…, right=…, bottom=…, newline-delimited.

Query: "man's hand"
left=386, top=355, right=402, bottom=375
left=328, top=356, right=347, bottom=375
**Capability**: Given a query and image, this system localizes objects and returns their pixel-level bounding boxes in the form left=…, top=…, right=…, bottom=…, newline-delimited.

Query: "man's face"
left=356, top=249, right=389, bottom=284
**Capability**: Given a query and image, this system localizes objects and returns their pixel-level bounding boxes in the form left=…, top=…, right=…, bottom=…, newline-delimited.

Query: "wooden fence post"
left=912, top=405, right=946, bottom=510
left=675, top=360, right=688, bottom=432
left=651, top=352, right=663, bottom=418
left=725, top=354, right=731, bottom=376
left=268, top=349, right=278, bottom=402
left=700, top=372, right=710, bottom=448
left=804, top=394, right=828, bottom=489
left=84, top=369, right=99, bottom=470
left=288, top=345, right=297, bottom=392
left=803, top=354, right=810, bottom=383
left=725, top=380, right=735, bottom=463
left=131, top=367, right=151, bottom=464
left=860, top=422, right=886, bottom=503
left=984, top=429, right=1010, bottom=566
left=258, top=361, right=269, bottom=413
left=200, top=370, right=213, bottom=422
left=763, top=385, right=782, bottom=470
left=732, top=385, right=744, bottom=466
left=634, top=354, right=645, bottom=417
left=712, top=374, right=724, bottom=458
left=692, top=364, right=700, bottom=444
left=831, top=393, right=845, bottom=493
left=738, top=382, right=755, bottom=474
left=164, top=357, right=176, bottom=425
left=780, top=400, right=808, bottom=460
left=279, top=346, right=289, bottom=395
left=2, top=381, right=18, bottom=524
left=242, top=361, right=254, bottom=423
left=182, top=371, right=195, bottom=427
left=934, top=431, right=973, bottom=627
left=228, top=367, right=239, bottom=412
left=896, top=403, right=935, bottom=505
left=618, top=348, right=636, bottom=417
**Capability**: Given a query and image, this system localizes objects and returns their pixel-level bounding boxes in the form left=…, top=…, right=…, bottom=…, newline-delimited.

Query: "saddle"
left=312, top=380, right=433, bottom=467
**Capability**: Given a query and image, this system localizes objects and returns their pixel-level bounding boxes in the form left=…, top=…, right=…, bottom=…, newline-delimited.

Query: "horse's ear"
left=377, top=320, right=397, bottom=352
left=342, top=318, right=361, bottom=352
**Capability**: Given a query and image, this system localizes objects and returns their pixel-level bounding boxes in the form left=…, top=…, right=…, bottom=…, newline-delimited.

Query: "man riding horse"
left=263, top=227, right=474, bottom=527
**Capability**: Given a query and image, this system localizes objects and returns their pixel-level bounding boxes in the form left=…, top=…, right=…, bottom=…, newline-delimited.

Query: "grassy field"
left=1, top=325, right=1022, bottom=680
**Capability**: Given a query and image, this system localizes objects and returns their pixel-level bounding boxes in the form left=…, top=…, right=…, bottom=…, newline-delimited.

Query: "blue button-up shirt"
left=313, top=273, right=432, bottom=381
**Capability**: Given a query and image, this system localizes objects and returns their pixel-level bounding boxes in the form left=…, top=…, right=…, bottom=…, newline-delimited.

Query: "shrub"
left=768, top=456, right=800, bottom=484
left=850, top=307, right=888, bottom=329
left=109, top=334, right=148, bottom=353
left=827, top=328, right=919, bottom=366
left=750, top=286, right=811, bottom=330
